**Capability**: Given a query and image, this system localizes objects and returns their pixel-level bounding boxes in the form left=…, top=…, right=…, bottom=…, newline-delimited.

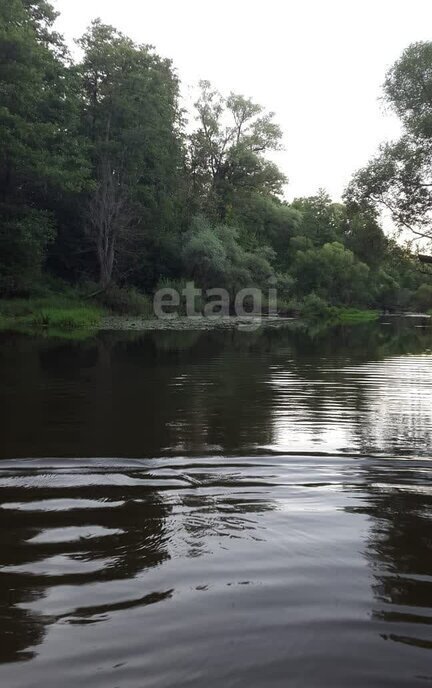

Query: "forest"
left=2, top=0, right=432, bottom=325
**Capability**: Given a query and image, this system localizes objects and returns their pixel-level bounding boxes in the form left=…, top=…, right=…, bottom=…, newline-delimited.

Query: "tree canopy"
left=1, top=1, right=431, bottom=314
left=346, top=42, right=432, bottom=250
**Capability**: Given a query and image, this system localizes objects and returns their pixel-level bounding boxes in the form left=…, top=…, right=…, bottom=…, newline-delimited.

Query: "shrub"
left=301, top=293, right=332, bottom=319
left=413, top=284, right=432, bottom=312
left=96, top=285, right=153, bottom=316
left=0, top=210, right=55, bottom=295
left=181, top=215, right=276, bottom=298
left=155, top=278, right=204, bottom=315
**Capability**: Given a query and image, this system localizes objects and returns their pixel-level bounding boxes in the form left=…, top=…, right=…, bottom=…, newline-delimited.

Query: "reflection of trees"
left=0, top=322, right=431, bottom=458
left=264, top=323, right=432, bottom=455
left=0, top=330, right=278, bottom=458
left=0, top=581, right=45, bottom=664
left=0, top=472, right=171, bottom=663
left=0, top=322, right=431, bottom=666
left=347, top=457, right=432, bottom=652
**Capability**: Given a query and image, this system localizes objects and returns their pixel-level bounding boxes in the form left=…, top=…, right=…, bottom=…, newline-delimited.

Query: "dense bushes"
left=94, top=285, right=153, bottom=316
left=413, top=284, right=432, bottom=312
left=181, top=217, right=275, bottom=296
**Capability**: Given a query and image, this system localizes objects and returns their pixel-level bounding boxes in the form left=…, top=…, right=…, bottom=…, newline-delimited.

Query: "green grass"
left=0, top=296, right=104, bottom=335
left=29, top=306, right=102, bottom=329
left=334, top=308, right=379, bottom=323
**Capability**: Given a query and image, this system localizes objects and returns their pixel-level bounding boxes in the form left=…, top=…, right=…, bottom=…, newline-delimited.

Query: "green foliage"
left=78, top=19, right=183, bottom=287
left=30, top=306, right=101, bottom=329
left=292, top=242, right=371, bottom=305
left=0, top=0, right=90, bottom=293
left=344, top=212, right=387, bottom=268
left=181, top=216, right=274, bottom=295
left=1, top=4, right=430, bottom=315
left=346, top=42, right=432, bottom=249
left=292, top=190, right=346, bottom=245
left=229, top=194, right=301, bottom=267
left=0, top=210, right=55, bottom=294
left=301, top=293, right=333, bottom=319
left=384, top=42, right=432, bottom=137
left=189, top=81, right=286, bottom=221
left=413, top=284, right=432, bottom=312
left=96, top=285, right=153, bottom=316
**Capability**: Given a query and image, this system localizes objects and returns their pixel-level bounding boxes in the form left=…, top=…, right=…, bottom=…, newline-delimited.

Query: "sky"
left=53, top=0, right=432, bottom=202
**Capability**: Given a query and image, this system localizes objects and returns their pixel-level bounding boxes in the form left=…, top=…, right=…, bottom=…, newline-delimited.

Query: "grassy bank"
left=0, top=285, right=385, bottom=338
left=0, top=296, right=104, bottom=335
left=333, top=308, right=380, bottom=324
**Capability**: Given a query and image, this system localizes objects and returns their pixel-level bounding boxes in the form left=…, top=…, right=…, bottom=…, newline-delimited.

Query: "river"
left=0, top=319, right=431, bottom=686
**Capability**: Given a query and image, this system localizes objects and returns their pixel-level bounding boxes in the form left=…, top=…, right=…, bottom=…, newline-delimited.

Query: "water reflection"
left=351, top=456, right=432, bottom=653
left=0, top=322, right=431, bottom=686
left=0, top=321, right=431, bottom=458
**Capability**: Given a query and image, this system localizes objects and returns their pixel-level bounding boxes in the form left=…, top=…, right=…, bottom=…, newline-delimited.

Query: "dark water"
left=0, top=321, right=431, bottom=687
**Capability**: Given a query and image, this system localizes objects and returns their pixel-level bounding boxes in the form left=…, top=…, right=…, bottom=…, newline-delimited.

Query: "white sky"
left=53, top=0, right=432, bottom=202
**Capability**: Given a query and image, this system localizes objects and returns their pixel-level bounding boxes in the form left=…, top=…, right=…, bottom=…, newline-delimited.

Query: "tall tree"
left=78, top=20, right=183, bottom=288
left=189, top=81, right=286, bottom=222
left=0, top=0, right=89, bottom=293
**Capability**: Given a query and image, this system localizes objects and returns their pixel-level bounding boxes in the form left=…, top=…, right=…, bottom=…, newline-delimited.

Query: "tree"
left=86, top=159, right=133, bottom=289
left=346, top=42, right=432, bottom=251
left=78, top=20, right=183, bottom=288
left=0, top=0, right=89, bottom=293
left=181, top=215, right=275, bottom=295
left=343, top=211, right=387, bottom=268
left=414, top=283, right=432, bottom=311
left=189, top=81, right=286, bottom=222
left=291, top=190, right=346, bottom=246
left=224, top=194, right=301, bottom=269
left=291, top=242, right=371, bottom=306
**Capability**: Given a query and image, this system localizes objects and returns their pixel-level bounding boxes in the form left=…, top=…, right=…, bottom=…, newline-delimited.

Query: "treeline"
left=1, top=0, right=432, bottom=314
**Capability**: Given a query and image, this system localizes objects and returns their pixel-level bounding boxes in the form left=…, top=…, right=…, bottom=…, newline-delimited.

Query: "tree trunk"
left=88, top=157, right=130, bottom=288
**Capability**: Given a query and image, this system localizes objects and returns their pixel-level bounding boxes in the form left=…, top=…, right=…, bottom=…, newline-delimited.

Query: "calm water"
left=0, top=320, right=431, bottom=687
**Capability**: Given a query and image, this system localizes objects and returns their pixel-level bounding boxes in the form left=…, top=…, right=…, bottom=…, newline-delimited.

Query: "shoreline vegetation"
left=0, top=289, right=429, bottom=339
left=2, top=3, right=432, bottom=334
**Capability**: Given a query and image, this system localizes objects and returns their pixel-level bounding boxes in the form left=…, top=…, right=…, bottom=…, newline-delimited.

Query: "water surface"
left=0, top=320, right=431, bottom=687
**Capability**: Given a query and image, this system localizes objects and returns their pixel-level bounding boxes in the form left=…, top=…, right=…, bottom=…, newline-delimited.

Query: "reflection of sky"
left=265, top=354, right=432, bottom=455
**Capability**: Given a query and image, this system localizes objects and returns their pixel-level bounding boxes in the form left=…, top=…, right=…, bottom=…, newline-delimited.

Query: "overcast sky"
left=54, top=0, right=432, bottom=202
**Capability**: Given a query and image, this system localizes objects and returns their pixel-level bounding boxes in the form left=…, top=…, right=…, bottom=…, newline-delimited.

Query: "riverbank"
left=0, top=297, right=103, bottom=335
left=0, top=295, right=429, bottom=337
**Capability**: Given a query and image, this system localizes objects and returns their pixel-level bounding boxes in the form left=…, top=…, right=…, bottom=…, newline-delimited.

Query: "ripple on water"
left=0, top=455, right=431, bottom=687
